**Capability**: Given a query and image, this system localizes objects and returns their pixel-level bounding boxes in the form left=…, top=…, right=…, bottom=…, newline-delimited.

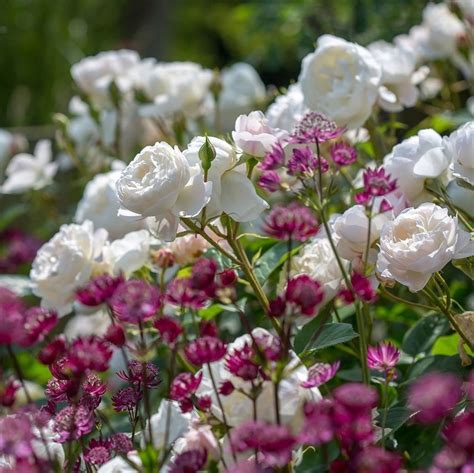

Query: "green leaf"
left=305, top=323, right=359, bottom=352
left=402, top=313, right=449, bottom=356
left=16, top=352, right=52, bottom=385
left=0, top=203, right=27, bottom=231
left=0, top=275, right=32, bottom=296
left=377, top=406, right=413, bottom=433
left=432, top=333, right=473, bottom=356
left=198, top=304, right=223, bottom=320
left=408, top=355, right=466, bottom=379
left=254, top=241, right=300, bottom=284
left=203, top=247, right=233, bottom=269
left=452, top=256, right=474, bottom=280
left=198, top=135, right=216, bottom=174
left=294, top=305, right=331, bottom=353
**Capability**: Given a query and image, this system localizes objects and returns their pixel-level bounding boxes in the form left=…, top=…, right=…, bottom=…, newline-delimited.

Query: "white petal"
left=173, top=173, right=212, bottom=218
left=413, top=147, right=448, bottom=178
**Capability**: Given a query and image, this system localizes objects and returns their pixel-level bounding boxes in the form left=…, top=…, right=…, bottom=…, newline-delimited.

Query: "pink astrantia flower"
left=170, top=372, right=203, bottom=401
left=301, top=361, right=340, bottom=388
left=299, top=399, right=336, bottom=446
left=185, top=336, right=227, bottom=365
left=339, top=272, right=376, bottom=304
left=84, top=439, right=111, bottom=466
left=0, top=377, right=20, bottom=407
left=260, top=143, right=285, bottom=171
left=0, top=287, right=26, bottom=345
left=285, top=274, right=325, bottom=317
left=263, top=203, right=319, bottom=241
left=287, top=147, right=328, bottom=176
left=110, top=280, right=161, bottom=324
left=219, top=380, right=235, bottom=396
left=19, top=306, right=57, bottom=347
left=38, top=336, right=67, bottom=365
left=104, top=323, right=126, bottom=347
left=82, top=373, right=107, bottom=398
left=112, top=387, right=141, bottom=412
left=154, top=316, right=183, bottom=345
left=168, top=449, right=208, bottom=473
left=165, top=277, right=209, bottom=309
left=0, top=414, right=35, bottom=459
left=0, top=229, right=42, bottom=273
left=330, top=141, right=357, bottom=166
left=258, top=170, right=281, bottom=192
left=442, top=410, right=474, bottom=456
left=54, top=405, right=95, bottom=442
left=355, top=167, right=397, bottom=204
left=66, top=336, right=112, bottom=374
left=408, top=372, right=462, bottom=424
left=76, top=273, right=124, bottom=307
left=191, top=258, right=218, bottom=290
left=367, top=342, right=400, bottom=378
left=117, top=360, right=160, bottom=388
left=290, top=111, right=345, bottom=144
left=109, top=433, right=133, bottom=454
left=225, top=341, right=260, bottom=380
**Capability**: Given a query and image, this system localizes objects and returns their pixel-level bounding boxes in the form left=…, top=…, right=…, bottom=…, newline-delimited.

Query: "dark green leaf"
left=254, top=241, right=300, bottom=284
left=306, top=323, right=358, bottom=352
left=408, top=355, right=466, bottom=380
left=402, top=314, right=449, bottom=356
left=294, top=305, right=332, bottom=353
left=377, top=406, right=413, bottom=433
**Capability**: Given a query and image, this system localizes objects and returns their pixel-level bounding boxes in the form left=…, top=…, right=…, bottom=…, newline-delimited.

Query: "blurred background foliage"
left=1, top=0, right=427, bottom=127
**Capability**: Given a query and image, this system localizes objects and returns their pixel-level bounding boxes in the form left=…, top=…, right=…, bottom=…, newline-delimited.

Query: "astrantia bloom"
left=339, top=272, right=377, bottom=304
left=38, top=336, right=67, bottom=365
left=302, top=361, right=340, bottom=388
left=19, top=306, right=58, bottom=347
left=330, top=142, right=357, bottom=166
left=154, top=316, right=183, bottom=345
left=76, top=274, right=124, bottom=307
left=230, top=420, right=296, bottom=468
left=367, top=342, right=400, bottom=377
left=0, top=287, right=26, bottom=345
left=0, top=229, right=41, bottom=273
left=104, top=323, right=126, bottom=347
left=165, top=277, right=208, bottom=309
left=0, top=414, right=34, bottom=459
left=263, top=203, right=319, bottom=241
left=67, top=336, right=112, bottom=374
left=408, top=372, right=462, bottom=424
left=287, top=147, right=328, bottom=176
left=350, top=446, right=403, bottom=473
left=225, top=342, right=260, bottom=380
left=0, top=377, right=20, bottom=407
left=258, top=170, right=281, bottom=193
left=285, top=274, right=324, bottom=316
left=112, top=387, right=141, bottom=412
left=184, top=336, right=227, bottom=365
left=290, top=111, right=344, bottom=144
left=170, top=372, right=203, bottom=401
left=117, top=360, right=160, bottom=388
left=82, top=373, right=107, bottom=398
left=333, top=383, right=379, bottom=413
left=168, top=449, right=208, bottom=473
left=110, top=280, right=161, bottom=324
left=442, top=410, right=474, bottom=455
left=356, top=167, right=397, bottom=204
left=299, top=399, right=336, bottom=446
left=260, top=143, right=285, bottom=171
left=190, top=258, right=217, bottom=292
left=54, top=405, right=94, bottom=442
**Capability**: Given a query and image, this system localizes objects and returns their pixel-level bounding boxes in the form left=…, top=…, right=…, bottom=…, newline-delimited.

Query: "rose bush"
left=0, top=3, right=473, bottom=473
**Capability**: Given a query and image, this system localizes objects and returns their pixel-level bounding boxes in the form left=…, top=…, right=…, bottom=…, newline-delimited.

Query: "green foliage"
left=402, top=313, right=449, bottom=356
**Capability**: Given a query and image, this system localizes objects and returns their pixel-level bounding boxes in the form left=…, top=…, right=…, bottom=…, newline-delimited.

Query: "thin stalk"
left=381, top=376, right=390, bottom=447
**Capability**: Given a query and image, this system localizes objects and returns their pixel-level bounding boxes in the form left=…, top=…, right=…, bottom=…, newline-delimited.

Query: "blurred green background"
left=1, top=0, right=427, bottom=127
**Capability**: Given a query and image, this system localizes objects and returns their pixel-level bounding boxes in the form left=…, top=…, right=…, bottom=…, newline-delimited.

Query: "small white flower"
left=266, top=83, right=308, bottom=133
left=1, top=140, right=57, bottom=194
left=116, top=141, right=211, bottom=241
left=102, top=229, right=153, bottom=276
left=377, top=203, right=474, bottom=292
left=383, top=129, right=449, bottom=205
left=368, top=40, right=429, bottom=113
left=445, top=121, right=474, bottom=186
left=333, top=205, right=387, bottom=261
left=30, top=221, right=108, bottom=316
left=298, top=35, right=382, bottom=129
left=232, top=111, right=280, bottom=157
left=75, top=170, right=146, bottom=240
left=217, top=62, right=266, bottom=131
left=183, top=136, right=268, bottom=222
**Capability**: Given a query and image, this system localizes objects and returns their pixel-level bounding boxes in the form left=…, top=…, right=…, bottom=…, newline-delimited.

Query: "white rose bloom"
left=333, top=205, right=387, bottom=261
left=75, top=170, right=146, bottom=239
left=446, top=180, right=474, bottom=219
left=266, top=83, right=308, bottom=133
left=173, top=422, right=220, bottom=459
left=445, top=121, right=474, bottom=186
left=298, top=35, right=382, bottom=129
left=197, top=328, right=321, bottom=430
left=232, top=111, right=279, bottom=157
left=64, top=309, right=111, bottom=339
left=102, top=229, right=152, bottom=276
left=217, top=62, right=266, bottom=131
left=383, top=129, right=449, bottom=205
left=139, top=61, right=212, bottom=118
left=71, top=49, right=140, bottom=105
left=30, top=221, right=108, bottom=316
left=368, top=41, right=429, bottom=113
left=1, top=140, right=57, bottom=194
left=290, top=236, right=349, bottom=302
left=183, top=136, right=268, bottom=221
left=97, top=452, right=142, bottom=473
left=377, top=203, right=474, bottom=292
left=116, top=141, right=211, bottom=241
left=143, top=400, right=194, bottom=450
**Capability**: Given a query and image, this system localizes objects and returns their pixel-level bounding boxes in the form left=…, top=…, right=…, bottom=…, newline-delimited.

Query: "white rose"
left=183, top=136, right=268, bottom=222
left=116, top=141, right=211, bottom=241
left=75, top=170, right=146, bottom=240
left=290, top=236, right=349, bottom=302
left=197, top=328, right=321, bottom=430
left=139, top=61, right=212, bottom=119
left=71, top=49, right=140, bottom=105
left=143, top=400, right=193, bottom=450
left=30, top=221, right=108, bottom=316
left=333, top=205, right=387, bottom=261
left=445, top=121, right=474, bottom=186
left=368, top=41, right=429, bottom=113
left=383, top=129, right=449, bottom=205
left=232, top=111, right=279, bottom=157
left=102, top=229, right=152, bottom=276
left=266, top=83, right=308, bottom=133
left=298, top=35, right=382, bottom=129
left=217, top=62, right=266, bottom=131
left=97, top=452, right=142, bottom=473
left=1, top=140, right=57, bottom=194
left=64, top=309, right=111, bottom=339
left=377, top=203, right=474, bottom=292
